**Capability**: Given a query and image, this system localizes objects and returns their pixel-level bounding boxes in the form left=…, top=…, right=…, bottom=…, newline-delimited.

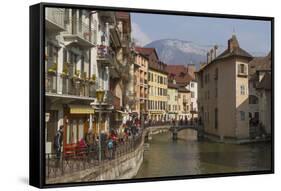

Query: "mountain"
left=145, top=39, right=208, bottom=67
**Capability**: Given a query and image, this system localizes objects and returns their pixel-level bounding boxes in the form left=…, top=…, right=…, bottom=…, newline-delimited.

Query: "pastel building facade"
left=196, top=35, right=253, bottom=141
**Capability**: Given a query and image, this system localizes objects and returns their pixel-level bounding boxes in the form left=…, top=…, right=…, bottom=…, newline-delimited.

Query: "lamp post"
left=96, top=88, right=105, bottom=162
left=140, top=103, right=144, bottom=129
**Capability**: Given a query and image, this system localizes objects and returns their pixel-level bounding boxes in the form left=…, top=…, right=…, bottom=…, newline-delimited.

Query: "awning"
left=69, top=105, right=95, bottom=114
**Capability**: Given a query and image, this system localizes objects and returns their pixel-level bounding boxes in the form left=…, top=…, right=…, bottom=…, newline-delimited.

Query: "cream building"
left=177, top=87, right=191, bottom=120
left=167, top=81, right=179, bottom=120
left=196, top=35, right=253, bottom=141
left=45, top=8, right=131, bottom=153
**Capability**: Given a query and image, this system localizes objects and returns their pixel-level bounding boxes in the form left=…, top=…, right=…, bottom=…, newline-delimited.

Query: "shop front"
left=63, top=105, right=96, bottom=153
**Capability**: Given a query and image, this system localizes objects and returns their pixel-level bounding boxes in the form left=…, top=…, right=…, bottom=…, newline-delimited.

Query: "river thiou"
left=135, top=130, right=271, bottom=178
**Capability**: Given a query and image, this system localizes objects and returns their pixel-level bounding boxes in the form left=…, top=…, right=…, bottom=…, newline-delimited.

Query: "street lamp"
left=96, top=88, right=105, bottom=162
left=140, top=103, right=144, bottom=129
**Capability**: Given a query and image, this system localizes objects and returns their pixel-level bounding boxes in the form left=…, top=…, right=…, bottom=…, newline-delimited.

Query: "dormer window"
left=238, top=64, right=247, bottom=77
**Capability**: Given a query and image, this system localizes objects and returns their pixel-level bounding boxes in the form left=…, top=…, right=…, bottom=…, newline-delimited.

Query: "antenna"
left=232, top=27, right=236, bottom=35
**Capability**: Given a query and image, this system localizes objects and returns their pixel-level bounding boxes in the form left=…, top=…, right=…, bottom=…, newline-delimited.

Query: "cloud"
left=131, top=22, right=151, bottom=46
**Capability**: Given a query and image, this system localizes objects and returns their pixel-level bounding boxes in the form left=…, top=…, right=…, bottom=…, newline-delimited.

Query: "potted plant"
left=89, top=74, right=96, bottom=84
left=61, top=64, right=69, bottom=77
left=72, top=69, right=81, bottom=83
left=81, top=72, right=87, bottom=81
left=47, top=63, right=57, bottom=75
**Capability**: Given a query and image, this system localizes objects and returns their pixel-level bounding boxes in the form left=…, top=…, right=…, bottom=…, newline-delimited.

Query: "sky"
left=131, top=13, right=271, bottom=56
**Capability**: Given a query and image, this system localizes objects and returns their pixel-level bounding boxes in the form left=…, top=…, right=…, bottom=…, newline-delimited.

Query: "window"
left=191, top=83, right=194, bottom=88
left=191, top=92, right=195, bottom=98
left=238, top=64, right=247, bottom=75
left=249, top=95, right=258, bottom=104
left=78, top=10, right=82, bottom=32
left=240, top=85, right=246, bottom=95
left=240, top=111, right=245, bottom=121
left=239, top=64, right=245, bottom=73
left=214, top=68, right=218, bottom=80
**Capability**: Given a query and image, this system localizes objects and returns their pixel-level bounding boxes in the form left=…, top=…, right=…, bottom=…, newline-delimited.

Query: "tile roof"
left=168, top=82, right=179, bottom=89
left=249, top=52, right=271, bottom=75
left=256, top=72, right=271, bottom=90
left=135, top=47, right=158, bottom=59
left=166, top=65, right=194, bottom=86
left=197, top=35, right=253, bottom=73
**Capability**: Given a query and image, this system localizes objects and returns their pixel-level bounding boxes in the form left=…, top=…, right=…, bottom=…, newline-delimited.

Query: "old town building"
left=196, top=35, right=253, bottom=141
left=130, top=49, right=149, bottom=117
left=167, top=80, right=179, bottom=120
left=166, top=64, right=198, bottom=120
left=135, top=47, right=168, bottom=121
left=45, top=8, right=132, bottom=154
left=249, top=52, right=272, bottom=136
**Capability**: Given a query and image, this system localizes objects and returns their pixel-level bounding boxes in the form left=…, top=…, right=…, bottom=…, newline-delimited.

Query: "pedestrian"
left=107, top=138, right=114, bottom=160
left=54, top=126, right=63, bottom=160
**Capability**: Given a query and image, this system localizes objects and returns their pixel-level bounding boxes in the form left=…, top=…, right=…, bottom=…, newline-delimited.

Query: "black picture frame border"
left=29, top=2, right=274, bottom=189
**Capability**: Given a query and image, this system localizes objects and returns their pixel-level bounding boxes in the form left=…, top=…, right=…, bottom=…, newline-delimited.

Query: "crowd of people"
left=53, top=117, right=143, bottom=161
left=53, top=115, right=199, bottom=161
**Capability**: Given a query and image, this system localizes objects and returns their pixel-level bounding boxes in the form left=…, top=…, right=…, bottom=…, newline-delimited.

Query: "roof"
left=135, top=47, right=168, bottom=74
left=196, top=35, right=253, bottom=73
left=168, top=82, right=179, bottom=89
left=166, top=65, right=194, bottom=85
left=249, top=52, right=271, bottom=75
left=135, top=47, right=159, bottom=60
left=256, top=72, right=271, bottom=90
left=214, top=35, right=253, bottom=61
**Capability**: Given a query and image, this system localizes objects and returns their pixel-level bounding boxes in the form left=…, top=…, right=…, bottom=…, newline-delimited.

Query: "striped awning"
left=69, top=105, right=95, bottom=114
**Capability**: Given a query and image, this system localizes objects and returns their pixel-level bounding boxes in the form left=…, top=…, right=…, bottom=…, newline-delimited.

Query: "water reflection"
left=135, top=129, right=271, bottom=178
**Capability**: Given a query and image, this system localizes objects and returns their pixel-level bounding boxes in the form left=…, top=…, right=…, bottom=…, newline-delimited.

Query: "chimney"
left=210, top=49, right=214, bottom=62
left=214, top=45, right=218, bottom=58
left=207, top=52, right=210, bottom=64
left=228, top=35, right=239, bottom=52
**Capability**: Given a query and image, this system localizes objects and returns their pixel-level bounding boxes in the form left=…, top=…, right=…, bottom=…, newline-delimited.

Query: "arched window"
left=249, top=95, right=258, bottom=104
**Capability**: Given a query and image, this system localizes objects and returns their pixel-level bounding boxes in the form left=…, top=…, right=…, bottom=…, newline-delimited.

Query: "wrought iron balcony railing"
left=45, top=72, right=96, bottom=98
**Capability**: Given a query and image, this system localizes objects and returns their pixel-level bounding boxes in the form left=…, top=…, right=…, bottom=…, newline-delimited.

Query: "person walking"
left=54, top=126, right=63, bottom=167
left=107, top=138, right=114, bottom=160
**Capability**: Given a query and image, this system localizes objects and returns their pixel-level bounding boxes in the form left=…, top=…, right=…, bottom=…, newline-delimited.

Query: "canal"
left=135, top=129, right=271, bottom=178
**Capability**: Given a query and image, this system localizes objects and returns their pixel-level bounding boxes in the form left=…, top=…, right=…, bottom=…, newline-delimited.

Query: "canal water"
left=135, top=129, right=271, bottom=178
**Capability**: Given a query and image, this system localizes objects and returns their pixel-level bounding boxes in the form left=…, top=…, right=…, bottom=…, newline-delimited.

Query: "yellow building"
left=135, top=47, right=168, bottom=121
left=196, top=35, right=253, bottom=141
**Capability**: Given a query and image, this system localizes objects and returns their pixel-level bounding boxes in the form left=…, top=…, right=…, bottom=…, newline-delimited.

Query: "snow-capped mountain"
left=145, top=39, right=210, bottom=66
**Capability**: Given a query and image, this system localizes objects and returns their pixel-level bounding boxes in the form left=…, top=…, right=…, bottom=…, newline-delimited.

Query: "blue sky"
left=131, top=13, right=271, bottom=56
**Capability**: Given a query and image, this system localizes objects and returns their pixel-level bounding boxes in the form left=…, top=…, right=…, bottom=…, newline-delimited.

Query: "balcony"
left=97, top=45, right=115, bottom=66
left=110, top=26, right=122, bottom=48
left=105, top=91, right=121, bottom=110
left=45, top=73, right=96, bottom=99
left=63, top=19, right=96, bottom=48
left=45, top=8, right=65, bottom=32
